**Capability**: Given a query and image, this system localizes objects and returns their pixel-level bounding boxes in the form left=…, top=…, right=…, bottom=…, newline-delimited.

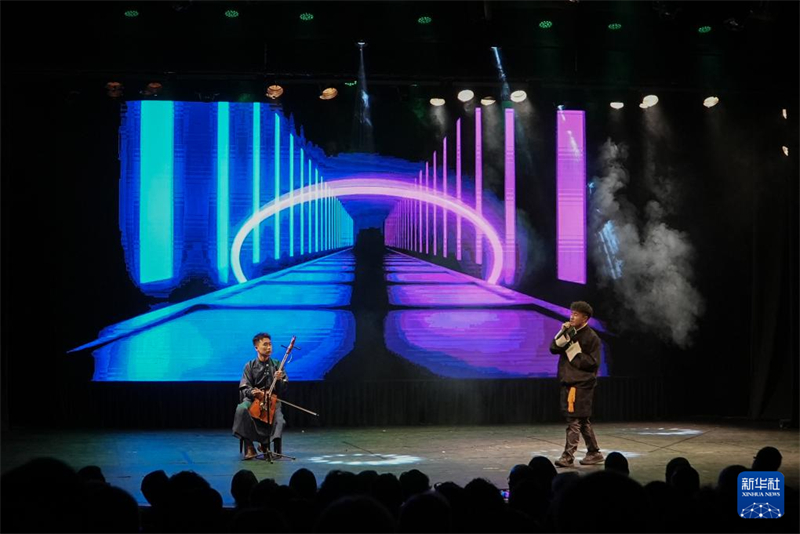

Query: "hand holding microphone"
left=560, top=321, right=577, bottom=342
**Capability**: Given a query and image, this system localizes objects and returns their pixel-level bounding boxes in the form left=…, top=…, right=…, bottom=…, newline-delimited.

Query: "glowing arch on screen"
left=231, top=178, right=505, bottom=285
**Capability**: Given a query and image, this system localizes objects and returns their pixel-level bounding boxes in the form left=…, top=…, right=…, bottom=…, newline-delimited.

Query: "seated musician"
left=232, top=332, right=289, bottom=459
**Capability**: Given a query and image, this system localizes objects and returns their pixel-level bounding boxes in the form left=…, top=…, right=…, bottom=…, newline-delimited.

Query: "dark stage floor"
left=2, top=421, right=797, bottom=506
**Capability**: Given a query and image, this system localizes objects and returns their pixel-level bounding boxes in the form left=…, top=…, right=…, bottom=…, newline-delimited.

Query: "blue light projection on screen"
left=139, top=101, right=174, bottom=284
left=79, top=101, right=607, bottom=382
left=118, top=100, right=354, bottom=296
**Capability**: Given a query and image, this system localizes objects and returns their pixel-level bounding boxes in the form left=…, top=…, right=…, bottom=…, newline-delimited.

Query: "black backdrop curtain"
left=748, top=106, right=799, bottom=424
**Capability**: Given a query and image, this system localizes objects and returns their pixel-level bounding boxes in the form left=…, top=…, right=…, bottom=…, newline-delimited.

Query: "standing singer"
left=549, top=301, right=605, bottom=467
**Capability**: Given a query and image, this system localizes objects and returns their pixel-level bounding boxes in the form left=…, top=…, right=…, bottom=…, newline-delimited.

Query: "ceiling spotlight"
left=698, top=25, right=712, bottom=34
left=430, top=98, right=446, bottom=106
left=124, top=10, right=139, bottom=18
left=639, top=103, right=649, bottom=109
left=356, top=41, right=367, bottom=49
left=319, top=87, right=338, bottom=100
left=417, top=16, right=432, bottom=25
left=299, top=12, right=314, bottom=21
left=539, top=20, right=553, bottom=29
left=266, top=85, right=284, bottom=99
left=782, top=146, right=789, bottom=157
left=703, top=96, right=719, bottom=108
left=723, top=17, right=744, bottom=32
left=610, top=102, right=624, bottom=110
left=344, top=80, right=357, bottom=87
left=105, top=81, right=124, bottom=98
left=641, top=94, right=659, bottom=108
left=782, top=109, right=787, bottom=119
left=224, top=9, right=239, bottom=18
left=457, top=90, right=475, bottom=102
left=608, top=23, right=622, bottom=31
left=480, top=96, right=496, bottom=106
left=510, top=90, right=527, bottom=103
left=140, top=82, right=163, bottom=97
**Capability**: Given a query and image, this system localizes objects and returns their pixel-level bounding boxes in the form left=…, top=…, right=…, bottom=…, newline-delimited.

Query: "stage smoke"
left=589, top=139, right=704, bottom=347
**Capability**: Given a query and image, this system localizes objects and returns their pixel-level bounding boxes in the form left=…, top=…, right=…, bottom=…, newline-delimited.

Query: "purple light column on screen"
left=405, top=201, right=409, bottom=249
left=504, top=108, right=516, bottom=285
left=418, top=171, right=423, bottom=252
left=385, top=205, right=395, bottom=245
left=300, top=149, right=304, bottom=255
left=433, top=151, right=437, bottom=256
left=556, top=110, right=587, bottom=284
left=475, top=107, right=483, bottom=265
left=442, top=136, right=448, bottom=258
left=425, top=161, right=429, bottom=254
left=456, top=118, right=462, bottom=261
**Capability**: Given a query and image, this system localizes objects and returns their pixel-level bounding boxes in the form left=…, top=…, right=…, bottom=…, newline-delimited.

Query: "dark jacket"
left=549, top=324, right=601, bottom=388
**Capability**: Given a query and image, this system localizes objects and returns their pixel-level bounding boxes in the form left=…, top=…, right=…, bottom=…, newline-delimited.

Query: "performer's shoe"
left=554, top=455, right=574, bottom=468
left=244, top=443, right=258, bottom=460
left=579, top=452, right=605, bottom=465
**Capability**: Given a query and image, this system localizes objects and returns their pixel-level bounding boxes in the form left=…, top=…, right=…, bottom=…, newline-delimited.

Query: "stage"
left=2, top=420, right=796, bottom=506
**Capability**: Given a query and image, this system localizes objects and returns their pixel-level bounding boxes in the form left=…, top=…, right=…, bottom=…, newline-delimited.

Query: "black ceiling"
left=2, top=1, right=797, bottom=96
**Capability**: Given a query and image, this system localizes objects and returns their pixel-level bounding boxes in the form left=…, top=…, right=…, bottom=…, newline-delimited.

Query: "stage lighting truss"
left=457, top=89, right=475, bottom=103
left=703, top=96, right=719, bottom=108
left=510, top=90, right=527, bottom=103
left=319, top=87, right=338, bottom=100
left=430, top=98, right=446, bottom=106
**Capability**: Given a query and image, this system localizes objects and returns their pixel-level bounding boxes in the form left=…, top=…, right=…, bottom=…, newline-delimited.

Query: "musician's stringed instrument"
left=248, top=336, right=319, bottom=424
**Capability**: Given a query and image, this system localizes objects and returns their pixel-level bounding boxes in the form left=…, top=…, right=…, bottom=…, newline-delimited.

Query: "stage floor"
left=2, top=420, right=797, bottom=506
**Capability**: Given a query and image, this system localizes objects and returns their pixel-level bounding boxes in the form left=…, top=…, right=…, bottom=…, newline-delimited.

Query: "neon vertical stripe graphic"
left=139, top=101, right=174, bottom=284
left=315, top=169, right=320, bottom=252
left=300, top=148, right=304, bottom=255
left=443, top=137, right=448, bottom=258
left=433, top=151, right=438, bottom=256
left=456, top=118, right=462, bottom=260
left=274, top=113, right=281, bottom=260
left=308, top=159, right=312, bottom=253
left=252, top=103, right=261, bottom=264
left=504, top=108, right=516, bottom=285
left=323, top=183, right=328, bottom=250
left=289, top=134, right=295, bottom=257
left=475, top=107, right=483, bottom=265
left=425, top=161, right=430, bottom=254
left=216, top=101, right=230, bottom=283
left=556, top=109, right=587, bottom=284
left=418, top=171, right=422, bottom=252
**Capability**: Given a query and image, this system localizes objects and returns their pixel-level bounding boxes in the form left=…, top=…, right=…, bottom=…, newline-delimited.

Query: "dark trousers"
left=563, top=417, right=600, bottom=459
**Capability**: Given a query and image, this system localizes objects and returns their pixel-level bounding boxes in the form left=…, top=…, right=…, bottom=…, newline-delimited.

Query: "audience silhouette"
left=1, top=448, right=797, bottom=533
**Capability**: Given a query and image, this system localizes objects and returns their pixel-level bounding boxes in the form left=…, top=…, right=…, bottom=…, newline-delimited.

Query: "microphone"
left=566, top=326, right=577, bottom=339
